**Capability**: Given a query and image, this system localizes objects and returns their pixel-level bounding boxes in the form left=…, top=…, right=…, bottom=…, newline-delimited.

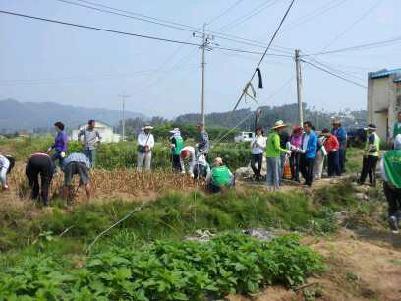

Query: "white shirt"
left=0, top=155, right=10, bottom=170
left=137, top=132, right=155, bottom=149
left=251, top=135, right=267, bottom=154
left=180, top=146, right=196, bottom=175
left=302, top=133, right=310, bottom=152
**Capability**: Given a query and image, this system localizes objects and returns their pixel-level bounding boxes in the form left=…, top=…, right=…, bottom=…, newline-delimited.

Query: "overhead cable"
left=302, top=59, right=367, bottom=89
left=232, top=0, right=297, bottom=111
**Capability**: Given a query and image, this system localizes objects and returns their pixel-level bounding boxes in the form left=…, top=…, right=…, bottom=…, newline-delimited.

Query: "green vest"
left=172, top=136, right=184, bottom=155
left=211, top=165, right=232, bottom=187
left=365, top=132, right=380, bottom=157
left=383, top=150, right=401, bottom=188
left=393, top=122, right=401, bottom=139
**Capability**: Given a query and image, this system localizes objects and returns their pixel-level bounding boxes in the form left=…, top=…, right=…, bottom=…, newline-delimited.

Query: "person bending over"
left=62, top=152, right=91, bottom=203
left=206, top=157, right=234, bottom=193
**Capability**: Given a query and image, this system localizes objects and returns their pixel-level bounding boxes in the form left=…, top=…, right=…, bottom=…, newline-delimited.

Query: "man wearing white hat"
left=169, top=128, right=185, bottom=172
left=266, top=120, right=291, bottom=191
left=137, top=125, right=155, bottom=171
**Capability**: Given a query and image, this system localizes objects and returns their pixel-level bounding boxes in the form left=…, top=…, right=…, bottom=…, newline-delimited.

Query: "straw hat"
left=271, top=120, right=287, bottom=130
left=214, top=157, right=223, bottom=165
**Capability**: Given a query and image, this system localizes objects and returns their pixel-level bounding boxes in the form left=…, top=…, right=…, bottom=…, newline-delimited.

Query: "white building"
left=234, top=131, right=255, bottom=143
left=71, top=121, right=121, bottom=143
left=368, top=68, right=401, bottom=141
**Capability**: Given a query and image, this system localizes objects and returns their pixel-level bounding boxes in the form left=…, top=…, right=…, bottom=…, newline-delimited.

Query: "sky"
left=1, top=0, right=401, bottom=119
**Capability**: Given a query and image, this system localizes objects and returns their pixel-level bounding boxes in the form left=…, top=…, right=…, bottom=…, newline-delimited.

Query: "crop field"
left=0, top=137, right=400, bottom=300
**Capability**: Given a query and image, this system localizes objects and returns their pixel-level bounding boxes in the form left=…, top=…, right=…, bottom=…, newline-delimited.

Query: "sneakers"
left=389, top=216, right=399, bottom=234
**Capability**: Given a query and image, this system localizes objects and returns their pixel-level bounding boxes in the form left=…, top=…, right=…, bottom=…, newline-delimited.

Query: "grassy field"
left=1, top=137, right=396, bottom=300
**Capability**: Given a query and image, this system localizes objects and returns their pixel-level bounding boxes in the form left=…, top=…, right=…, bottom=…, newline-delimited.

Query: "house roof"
left=369, top=68, right=401, bottom=81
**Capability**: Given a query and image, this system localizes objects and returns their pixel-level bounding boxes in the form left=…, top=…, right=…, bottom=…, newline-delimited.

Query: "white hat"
left=271, top=120, right=287, bottom=130
left=394, top=134, right=401, bottom=150
left=169, top=128, right=181, bottom=134
left=142, top=125, right=154, bottom=130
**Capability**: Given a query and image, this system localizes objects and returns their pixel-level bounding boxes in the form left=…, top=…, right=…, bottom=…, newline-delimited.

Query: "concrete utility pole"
left=201, top=24, right=206, bottom=126
left=119, top=94, right=130, bottom=141
left=295, top=49, right=304, bottom=125
left=194, top=24, right=214, bottom=127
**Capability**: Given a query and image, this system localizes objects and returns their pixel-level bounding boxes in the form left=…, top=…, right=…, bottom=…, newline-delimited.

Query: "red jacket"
left=324, top=135, right=340, bottom=153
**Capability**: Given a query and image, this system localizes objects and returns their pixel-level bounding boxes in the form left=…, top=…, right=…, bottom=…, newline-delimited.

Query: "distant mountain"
left=0, top=99, right=144, bottom=132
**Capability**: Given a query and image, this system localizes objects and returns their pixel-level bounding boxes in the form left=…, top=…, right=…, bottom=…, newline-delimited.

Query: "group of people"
left=0, top=120, right=101, bottom=206
left=250, top=119, right=347, bottom=191
left=137, top=123, right=234, bottom=192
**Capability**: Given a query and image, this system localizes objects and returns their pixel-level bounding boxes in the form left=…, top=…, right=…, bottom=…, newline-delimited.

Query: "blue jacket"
left=302, top=131, right=318, bottom=159
left=332, top=127, right=347, bottom=149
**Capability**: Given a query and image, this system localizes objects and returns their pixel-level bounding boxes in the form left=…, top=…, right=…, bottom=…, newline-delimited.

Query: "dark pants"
left=359, top=155, right=378, bottom=185
left=339, top=148, right=346, bottom=173
left=251, top=153, right=263, bottom=178
left=172, top=154, right=182, bottom=172
left=26, top=155, right=55, bottom=206
left=384, top=182, right=401, bottom=218
left=327, top=151, right=341, bottom=177
left=300, top=154, right=315, bottom=186
left=84, top=149, right=96, bottom=168
left=51, top=151, right=65, bottom=167
left=290, top=152, right=301, bottom=181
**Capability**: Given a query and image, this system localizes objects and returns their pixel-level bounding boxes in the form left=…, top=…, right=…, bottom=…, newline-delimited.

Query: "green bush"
left=0, top=233, right=323, bottom=300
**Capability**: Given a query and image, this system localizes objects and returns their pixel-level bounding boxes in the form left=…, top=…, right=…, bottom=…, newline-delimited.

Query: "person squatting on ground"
left=137, top=125, right=155, bottom=171
left=313, top=132, right=327, bottom=180
left=322, top=128, right=341, bottom=177
left=380, top=134, right=401, bottom=233
left=169, top=128, right=185, bottom=172
left=180, top=146, right=196, bottom=177
left=265, top=120, right=291, bottom=191
left=332, top=120, right=347, bottom=173
left=206, top=157, right=234, bottom=193
left=62, top=152, right=91, bottom=202
left=26, top=152, right=55, bottom=206
left=0, top=154, right=15, bottom=190
left=300, top=121, right=318, bottom=187
left=359, top=124, right=380, bottom=186
left=48, top=121, right=68, bottom=167
left=250, top=128, right=267, bottom=180
left=289, top=125, right=303, bottom=182
left=78, top=119, right=101, bottom=167
left=196, top=123, right=209, bottom=158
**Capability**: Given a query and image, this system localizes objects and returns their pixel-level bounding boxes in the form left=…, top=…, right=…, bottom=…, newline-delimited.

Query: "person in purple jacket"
left=47, top=121, right=68, bottom=166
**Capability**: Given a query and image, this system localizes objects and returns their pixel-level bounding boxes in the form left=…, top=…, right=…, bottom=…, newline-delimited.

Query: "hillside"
left=0, top=99, right=144, bottom=132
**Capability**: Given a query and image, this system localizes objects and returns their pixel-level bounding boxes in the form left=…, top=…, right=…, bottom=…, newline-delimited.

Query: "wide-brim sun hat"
left=271, top=120, right=287, bottom=130
left=142, top=125, right=154, bottom=130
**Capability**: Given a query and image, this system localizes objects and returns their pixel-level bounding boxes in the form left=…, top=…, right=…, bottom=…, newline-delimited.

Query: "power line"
left=303, top=34, right=401, bottom=56
left=206, top=0, right=246, bottom=26
left=282, top=0, right=348, bottom=32
left=320, top=0, right=382, bottom=51
left=0, top=9, right=292, bottom=59
left=302, top=59, right=367, bottom=89
left=55, top=0, right=293, bottom=54
left=0, top=9, right=202, bottom=46
left=68, top=0, right=200, bottom=32
left=233, top=0, right=297, bottom=111
left=219, top=0, right=279, bottom=32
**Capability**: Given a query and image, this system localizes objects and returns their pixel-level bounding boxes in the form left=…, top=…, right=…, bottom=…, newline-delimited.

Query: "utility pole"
left=295, top=49, right=304, bottom=125
left=194, top=24, right=214, bottom=127
left=119, top=94, right=130, bottom=141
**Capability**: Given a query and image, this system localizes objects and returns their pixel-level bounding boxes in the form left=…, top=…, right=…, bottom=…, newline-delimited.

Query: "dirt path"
left=229, top=229, right=401, bottom=301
